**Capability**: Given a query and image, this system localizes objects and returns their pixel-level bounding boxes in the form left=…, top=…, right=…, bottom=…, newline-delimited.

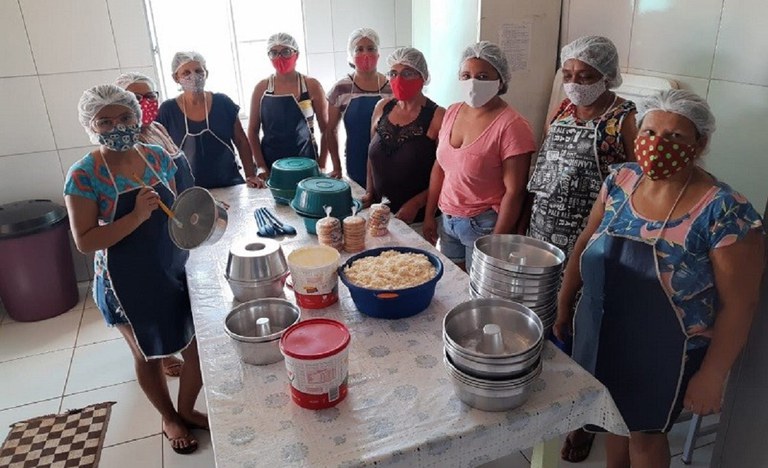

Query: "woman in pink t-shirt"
left=423, top=42, right=536, bottom=271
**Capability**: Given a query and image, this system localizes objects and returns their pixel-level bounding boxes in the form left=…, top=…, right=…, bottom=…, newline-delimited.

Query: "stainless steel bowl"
left=443, top=298, right=543, bottom=359
left=469, top=267, right=560, bottom=294
left=445, top=339, right=542, bottom=378
left=226, top=274, right=288, bottom=302
left=170, top=187, right=229, bottom=250
left=468, top=280, right=558, bottom=307
left=446, top=352, right=543, bottom=388
left=473, top=235, right=565, bottom=275
left=472, top=257, right=563, bottom=283
left=224, top=299, right=301, bottom=365
left=225, top=237, right=288, bottom=283
left=444, top=355, right=542, bottom=412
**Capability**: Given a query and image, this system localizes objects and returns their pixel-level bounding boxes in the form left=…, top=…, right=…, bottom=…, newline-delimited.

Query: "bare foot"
left=162, top=418, right=198, bottom=454
left=561, top=429, right=595, bottom=463
left=162, top=356, right=184, bottom=377
left=180, top=409, right=209, bottom=431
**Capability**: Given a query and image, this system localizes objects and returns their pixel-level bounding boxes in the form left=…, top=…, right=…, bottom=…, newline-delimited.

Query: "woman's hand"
left=132, top=187, right=160, bottom=223
left=684, top=368, right=726, bottom=415
left=246, top=175, right=266, bottom=188
left=361, top=191, right=375, bottom=209
left=423, top=217, right=438, bottom=245
left=552, top=306, right=573, bottom=343
left=394, top=199, right=419, bottom=224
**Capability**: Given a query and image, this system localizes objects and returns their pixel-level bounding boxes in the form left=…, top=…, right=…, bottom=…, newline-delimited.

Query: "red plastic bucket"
left=279, top=318, right=350, bottom=409
left=286, top=246, right=340, bottom=309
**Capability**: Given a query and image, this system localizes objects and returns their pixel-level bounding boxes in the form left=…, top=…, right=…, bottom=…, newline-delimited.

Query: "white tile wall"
left=306, top=53, right=339, bottom=93
left=0, top=0, right=36, bottom=77
left=39, top=69, right=122, bottom=150
left=0, top=76, right=56, bottom=156
left=563, top=0, right=635, bottom=68
left=20, top=0, right=119, bottom=74
left=58, top=146, right=94, bottom=176
left=0, top=151, right=65, bottom=204
left=303, top=0, right=334, bottom=54
left=394, top=0, right=412, bottom=47
left=628, top=0, right=724, bottom=78
left=107, top=0, right=155, bottom=68
left=330, top=0, right=397, bottom=51
left=712, top=0, right=768, bottom=86
left=626, top=68, right=710, bottom=99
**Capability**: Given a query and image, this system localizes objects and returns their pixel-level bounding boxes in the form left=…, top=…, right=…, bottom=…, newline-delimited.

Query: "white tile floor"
left=0, top=282, right=716, bottom=467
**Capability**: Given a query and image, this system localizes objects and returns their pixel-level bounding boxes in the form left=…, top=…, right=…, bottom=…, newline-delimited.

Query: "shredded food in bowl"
left=344, top=250, right=437, bottom=290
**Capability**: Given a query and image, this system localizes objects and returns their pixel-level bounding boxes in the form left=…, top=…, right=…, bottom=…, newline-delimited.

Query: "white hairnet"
left=267, top=32, right=299, bottom=52
left=78, top=84, right=142, bottom=144
left=561, top=36, right=622, bottom=89
left=347, top=28, right=380, bottom=61
left=171, top=51, right=206, bottom=74
left=460, top=41, right=510, bottom=94
left=637, top=89, right=716, bottom=141
left=387, top=47, right=430, bottom=84
left=114, top=72, right=156, bottom=90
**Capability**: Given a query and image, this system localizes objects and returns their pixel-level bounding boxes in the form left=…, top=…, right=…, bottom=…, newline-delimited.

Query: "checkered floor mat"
left=0, top=401, right=115, bottom=468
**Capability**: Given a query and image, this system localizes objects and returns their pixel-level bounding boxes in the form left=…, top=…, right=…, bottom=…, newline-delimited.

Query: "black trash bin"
left=0, top=200, right=79, bottom=322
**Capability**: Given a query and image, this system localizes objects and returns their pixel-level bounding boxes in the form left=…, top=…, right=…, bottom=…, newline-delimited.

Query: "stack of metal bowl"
left=442, top=298, right=544, bottom=412
left=224, top=298, right=300, bottom=365
left=470, top=235, right=565, bottom=333
left=225, top=237, right=288, bottom=302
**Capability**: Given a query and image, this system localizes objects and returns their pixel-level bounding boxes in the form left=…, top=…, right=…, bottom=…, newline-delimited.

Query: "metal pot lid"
left=271, top=157, right=319, bottom=172
left=0, top=199, right=68, bottom=239
left=297, top=177, right=350, bottom=194
left=169, top=187, right=221, bottom=249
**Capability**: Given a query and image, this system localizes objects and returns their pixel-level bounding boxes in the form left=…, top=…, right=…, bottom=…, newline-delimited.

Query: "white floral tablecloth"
left=186, top=185, right=628, bottom=468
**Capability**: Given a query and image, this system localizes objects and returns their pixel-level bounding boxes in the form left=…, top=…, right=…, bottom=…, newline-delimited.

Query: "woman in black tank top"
left=364, top=47, right=445, bottom=226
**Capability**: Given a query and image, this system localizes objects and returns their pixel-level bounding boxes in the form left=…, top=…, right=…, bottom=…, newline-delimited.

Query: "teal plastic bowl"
left=290, top=177, right=356, bottom=218
left=266, top=181, right=296, bottom=205
left=267, top=158, right=321, bottom=190
left=294, top=200, right=363, bottom=235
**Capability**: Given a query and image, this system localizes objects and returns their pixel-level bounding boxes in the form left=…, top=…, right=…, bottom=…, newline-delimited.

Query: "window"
left=145, top=0, right=306, bottom=117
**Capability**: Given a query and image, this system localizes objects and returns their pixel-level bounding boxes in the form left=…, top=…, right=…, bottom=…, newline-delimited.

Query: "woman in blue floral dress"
left=554, top=89, right=764, bottom=467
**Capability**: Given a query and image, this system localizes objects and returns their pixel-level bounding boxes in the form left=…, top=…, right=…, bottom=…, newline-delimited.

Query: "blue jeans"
left=438, top=209, right=498, bottom=272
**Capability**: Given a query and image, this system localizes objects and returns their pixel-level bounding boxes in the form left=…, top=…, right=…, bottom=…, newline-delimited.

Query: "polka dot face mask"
left=634, top=135, right=697, bottom=180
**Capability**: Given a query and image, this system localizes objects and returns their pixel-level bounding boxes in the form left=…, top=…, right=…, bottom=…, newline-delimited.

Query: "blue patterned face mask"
left=98, top=124, right=141, bottom=151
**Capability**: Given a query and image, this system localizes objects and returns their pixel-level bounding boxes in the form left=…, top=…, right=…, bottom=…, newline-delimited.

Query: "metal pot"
left=169, top=187, right=228, bottom=250
left=224, top=299, right=301, bottom=365
left=226, top=274, right=288, bottom=302
left=473, top=235, right=565, bottom=275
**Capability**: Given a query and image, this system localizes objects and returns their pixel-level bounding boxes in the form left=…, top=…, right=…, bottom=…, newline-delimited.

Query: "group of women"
left=62, top=27, right=764, bottom=467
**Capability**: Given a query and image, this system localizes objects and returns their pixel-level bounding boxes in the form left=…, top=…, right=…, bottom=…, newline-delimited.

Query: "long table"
left=186, top=184, right=628, bottom=467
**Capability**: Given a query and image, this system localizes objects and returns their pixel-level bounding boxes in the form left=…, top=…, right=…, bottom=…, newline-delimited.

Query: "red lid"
left=280, top=318, right=350, bottom=360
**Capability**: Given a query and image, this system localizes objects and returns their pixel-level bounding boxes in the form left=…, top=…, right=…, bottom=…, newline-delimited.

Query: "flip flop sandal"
left=163, top=430, right=199, bottom=455
left=561, top=431, right=595, bottom=463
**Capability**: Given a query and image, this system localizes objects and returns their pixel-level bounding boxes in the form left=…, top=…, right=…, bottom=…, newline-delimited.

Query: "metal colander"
left=169, top=187, right=228, bottom=250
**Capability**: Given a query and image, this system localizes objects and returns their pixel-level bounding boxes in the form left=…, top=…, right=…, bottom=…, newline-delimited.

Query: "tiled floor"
left=0, top=281, right=716, bottom=467
left=0, top=282, right=214, bottom=468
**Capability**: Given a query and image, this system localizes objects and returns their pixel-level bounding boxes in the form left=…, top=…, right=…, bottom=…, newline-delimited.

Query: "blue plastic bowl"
left=339, top=247, right=444, bottom=319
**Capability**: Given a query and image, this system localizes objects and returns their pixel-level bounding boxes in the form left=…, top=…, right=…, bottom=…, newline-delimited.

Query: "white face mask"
left=563, top=80, right=607, bottom=106
left=459, top=78, right=500, bottom=108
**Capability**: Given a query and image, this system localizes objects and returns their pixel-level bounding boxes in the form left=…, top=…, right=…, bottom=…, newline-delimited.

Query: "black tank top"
left=368, top=98, right=438, bottom=222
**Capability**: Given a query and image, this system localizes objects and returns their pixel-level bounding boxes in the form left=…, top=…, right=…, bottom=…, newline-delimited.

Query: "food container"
left=267, top=158, right=321, bottom=189
left=286, top=245, right=341, bottom=308
left=265, top=181, right=297, bottom=206
left=290, top=178, right=360, bottom=219
left=224, top=299, right=301, bottom=365
left=280, top=318, right=351, bottom=409
left=338, top=247, right=444, bottom=319
left=169, top=187, right=228, bottom=250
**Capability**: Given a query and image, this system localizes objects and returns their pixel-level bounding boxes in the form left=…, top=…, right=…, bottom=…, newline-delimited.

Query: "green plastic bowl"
left=266, top=181, right=296, bottom=205
left=290, top=177, right=357, bottom=218
left=267, top=158, right=321, bottom=190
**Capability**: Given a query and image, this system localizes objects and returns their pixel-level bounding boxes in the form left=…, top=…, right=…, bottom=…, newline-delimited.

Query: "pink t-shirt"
left=436, top=103, right=536, bottom=217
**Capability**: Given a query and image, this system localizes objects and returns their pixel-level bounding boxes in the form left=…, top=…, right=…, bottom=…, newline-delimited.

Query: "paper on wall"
left=499, top=19, right=533, bottom=73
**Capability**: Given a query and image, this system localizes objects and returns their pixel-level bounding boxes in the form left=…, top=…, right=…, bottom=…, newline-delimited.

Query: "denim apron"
left=179, top=97, right=244, bottom=189
left=342, top=76, right=383, bottom=187
left=99, top=149, right=195, bottom=359
left=260, top=74, right=317, bottom=168
left=573, top=172, right=695, bottom=431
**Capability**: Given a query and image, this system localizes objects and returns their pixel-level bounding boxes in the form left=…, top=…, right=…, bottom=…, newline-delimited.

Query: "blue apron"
left=101, top=154, right=195, bottom=358
left=572, top=175, right=699, bottom=432
left=179, top=100, right=244, bottom=189
left=260, top=74, right=317, bottom=168
left=343, top=94, right=381, bottom=188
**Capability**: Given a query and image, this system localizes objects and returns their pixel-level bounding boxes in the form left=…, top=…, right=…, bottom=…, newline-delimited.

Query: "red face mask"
left=634, top=135, right=697, bottom=180
left=354, top=54, right=377, bottom=73
left=139, top=98, right=158, bottom=126
left=271, top=55, right=298, bottom=75
left=390, top=76, right=424, bottom=102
